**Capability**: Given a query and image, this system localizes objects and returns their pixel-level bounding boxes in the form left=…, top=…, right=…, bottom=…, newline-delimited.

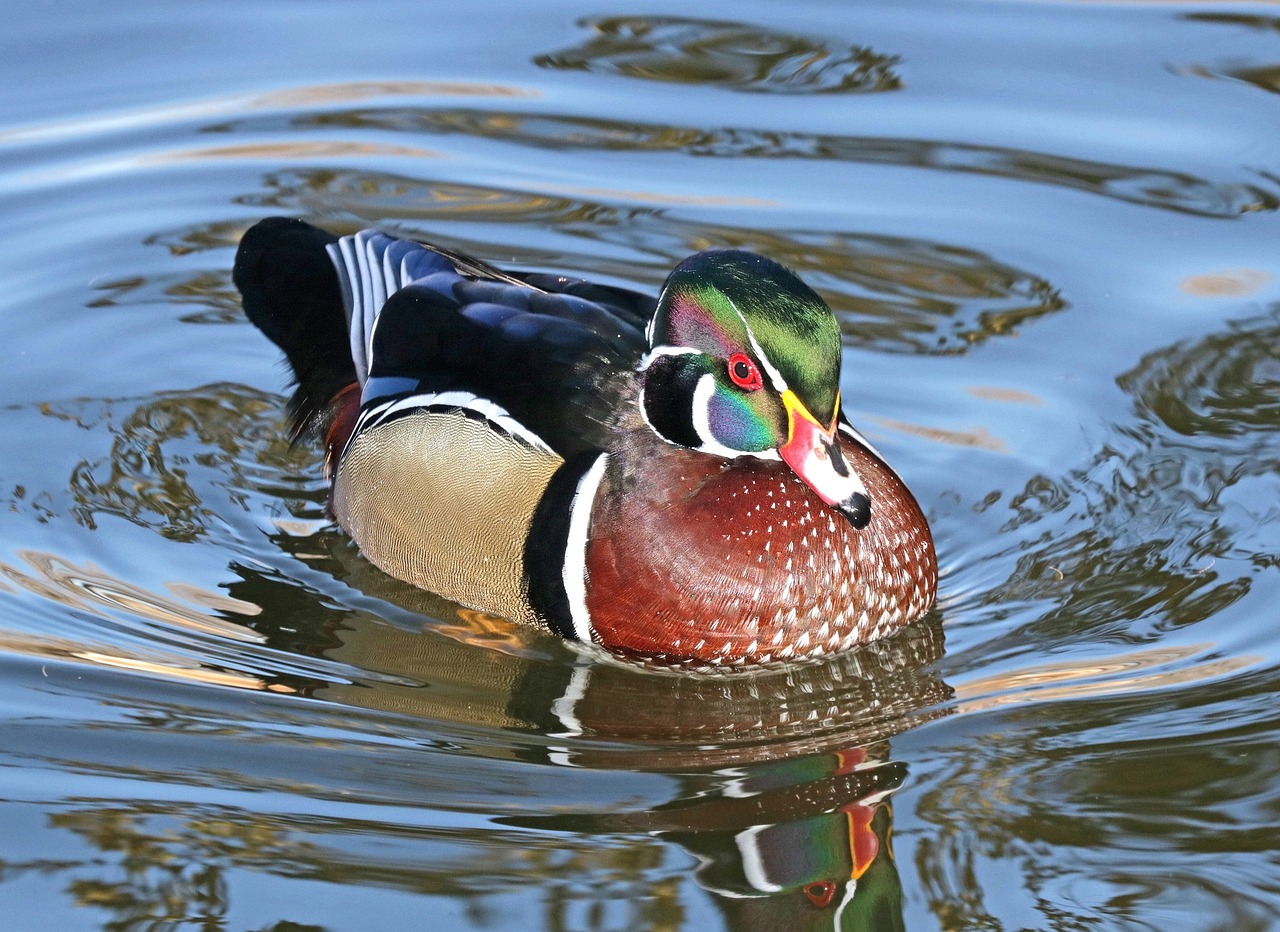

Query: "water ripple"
left=950, top=308, right=1280, bottom=667
left=1121, top=307, right=1280, bottom=445
left=260, top=105, right=1277, bottom=219
left=534, top=15, right=903, bottom=94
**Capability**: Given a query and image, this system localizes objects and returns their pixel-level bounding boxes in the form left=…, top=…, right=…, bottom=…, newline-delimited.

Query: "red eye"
left=803, top=881, right=836, bottom=908
left=727, top=352, right=763, bottom=391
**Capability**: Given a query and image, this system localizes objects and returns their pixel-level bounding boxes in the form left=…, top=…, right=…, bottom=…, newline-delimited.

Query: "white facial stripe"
left=638, top=344, right=699, bottom=372
left=742, top=323, right=790, bottom=394
left=722, top=292, right=790, bottom=393
left=639, top=346, right=706, bottom=449
left=735, top=825, right=784, bottom=893
left=691, top=374, right=740, bottom=457
left=563, top=453, right=610, bottom=643
left=690, top=374, right=781, bottom=461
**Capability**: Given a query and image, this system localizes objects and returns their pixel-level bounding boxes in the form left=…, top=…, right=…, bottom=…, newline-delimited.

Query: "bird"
left=233, top=217, right=936, bottom=668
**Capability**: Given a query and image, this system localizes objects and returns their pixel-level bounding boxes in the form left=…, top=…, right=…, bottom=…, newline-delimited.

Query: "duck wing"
left=234, top=218, right=653, bottom=457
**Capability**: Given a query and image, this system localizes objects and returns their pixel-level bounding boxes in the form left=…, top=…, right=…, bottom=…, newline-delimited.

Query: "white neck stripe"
left=562, top=453, right=610, bottom=643
left=723, top=292, right=790, bottom=394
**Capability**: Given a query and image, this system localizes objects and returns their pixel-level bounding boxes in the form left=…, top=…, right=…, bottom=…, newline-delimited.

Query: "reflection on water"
left=6, top=205, right=1275, bottom=931
left=1, top=535, right=949, bottom=929
left=1, top=551, right=260, bottom=642
left=57, top=386, right=312, bottom=542
left=238, top=166, right=1066, bottom=357
left=535, top=16, right=902, bottom=95
left=1184, top=13, right=1280, bottom=95
left=904, top=303, right=1280, bottom=926
left=1122, top=307, right=1280, bottom=446
left=225, top=103, right=1280, bottom=220
left=3, top=0, right=1280, bottom=928
left=50, top=807, right=313, bottom=931
left=507, top=748, right=908, bottom=931
left=10, top=609, right=945, bottom=930
left=4, top=367, right=952, bottom=928
left=312, top=589, right=950, bottom=759
left=35, top=800, right=686, bottom=930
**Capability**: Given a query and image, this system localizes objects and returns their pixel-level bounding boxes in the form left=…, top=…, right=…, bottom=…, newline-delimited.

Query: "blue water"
left=2, top=2, right=1278, bottom=929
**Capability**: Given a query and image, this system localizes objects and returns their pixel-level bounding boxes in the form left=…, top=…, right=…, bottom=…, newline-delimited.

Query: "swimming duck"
left=234, top=217, right=936, bottom=667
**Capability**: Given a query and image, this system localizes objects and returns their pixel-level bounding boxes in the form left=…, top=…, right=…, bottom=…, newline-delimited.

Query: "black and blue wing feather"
left=234, top=217, right=651, bottom=456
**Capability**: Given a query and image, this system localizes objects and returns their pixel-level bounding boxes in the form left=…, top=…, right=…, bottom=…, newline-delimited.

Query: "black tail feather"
left=233, top=217, right=356, bottom=439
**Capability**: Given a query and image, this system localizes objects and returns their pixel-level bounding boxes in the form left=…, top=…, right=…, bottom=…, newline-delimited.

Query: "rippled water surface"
left=3, top=2, right=1279, bottom=929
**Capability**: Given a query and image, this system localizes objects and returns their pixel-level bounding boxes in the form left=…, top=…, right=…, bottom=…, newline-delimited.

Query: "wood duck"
left=234, top=217, right=936, bottom=667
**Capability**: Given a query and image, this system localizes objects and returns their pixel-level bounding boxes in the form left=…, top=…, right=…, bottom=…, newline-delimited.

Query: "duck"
left=233, top=217, right=936, bottom=667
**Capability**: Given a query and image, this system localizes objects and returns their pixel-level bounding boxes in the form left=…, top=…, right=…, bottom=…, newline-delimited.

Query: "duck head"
left=640, top=250, right=872, bottom=529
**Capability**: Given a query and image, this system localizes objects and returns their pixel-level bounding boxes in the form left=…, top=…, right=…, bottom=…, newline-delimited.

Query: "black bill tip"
left=839, top=492, right=872, bottom=530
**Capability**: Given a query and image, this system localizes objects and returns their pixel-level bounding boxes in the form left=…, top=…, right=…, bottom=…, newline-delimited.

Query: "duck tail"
left=233, top=217, right=357, bottom=441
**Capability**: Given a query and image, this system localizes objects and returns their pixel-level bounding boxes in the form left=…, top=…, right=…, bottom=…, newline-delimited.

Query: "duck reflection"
left=31, top=551, right=946, bottom=930
left=295, top=542, right=950, bottom=748
left=508, top=745, right=909, bottom=931
left=270, top=551, right=950, bottom=930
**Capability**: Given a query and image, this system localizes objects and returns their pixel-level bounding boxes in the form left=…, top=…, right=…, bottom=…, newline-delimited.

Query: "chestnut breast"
left=584, top=433, right=937, bottom=666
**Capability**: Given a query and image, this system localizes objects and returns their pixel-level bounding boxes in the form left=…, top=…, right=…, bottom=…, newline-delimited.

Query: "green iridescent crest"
left=654, top=251, right=841, bottom=414
left=642, top=250, right=843, bottom=454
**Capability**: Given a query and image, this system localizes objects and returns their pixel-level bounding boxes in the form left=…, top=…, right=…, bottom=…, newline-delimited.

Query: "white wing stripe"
left=383, top=243, right=401, bottom=297
left=355, top=391, right=554, bottom=454
left=362, top=231, right=387, bottom=325
left=329, top=230, right=439, bottom=389
left=324, top=242, right=355, bottom=337
left=329, top=236, right=370, bottom=385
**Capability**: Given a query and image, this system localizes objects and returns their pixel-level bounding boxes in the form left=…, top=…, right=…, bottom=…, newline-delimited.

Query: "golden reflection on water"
left=254, top=81, right=537, bottom=107
left=0, top=550, right=261, bottom=641
left=954, top=643, right=1260, bottom=712
left=1179, top=267, right=1272, bottom=297
left=146, top=140, right=445, bottom=164
left=262, top=103, right=1278, bottom=219
left=0, top=552, right=290, bottom=692
left=964, top=385, right=1045, bottom=406
left=74, top=651, right=287, bottom=691
left=868, top=415, right=1008, bottom=453
left=0, top=80, right=536, bottom=146
left=535, top=15, right=903, bottom=95
left=540, top=183, right=774, bottom=207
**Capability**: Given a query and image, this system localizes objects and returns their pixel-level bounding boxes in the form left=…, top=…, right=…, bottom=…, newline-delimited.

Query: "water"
left=2, top=1, right=1278, bottom=929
